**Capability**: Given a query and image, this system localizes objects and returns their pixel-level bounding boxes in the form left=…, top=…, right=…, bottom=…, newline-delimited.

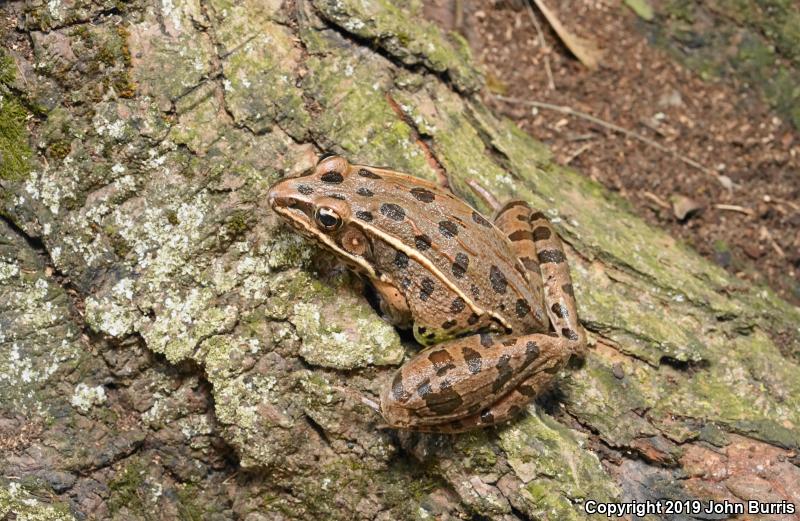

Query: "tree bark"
left=1, top=0, right=799, bottom=519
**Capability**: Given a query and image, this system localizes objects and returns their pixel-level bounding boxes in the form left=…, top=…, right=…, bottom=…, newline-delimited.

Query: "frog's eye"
left=315, top=206, right=343, bottom=231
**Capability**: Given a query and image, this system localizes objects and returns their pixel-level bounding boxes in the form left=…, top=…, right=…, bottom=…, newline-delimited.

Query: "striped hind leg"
left=493, top=199, right=586, bottom=354
left=423, top=201, right=586, bottom=432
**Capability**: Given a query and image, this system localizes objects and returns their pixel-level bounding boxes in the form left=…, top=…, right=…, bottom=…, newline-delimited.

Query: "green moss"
left=309, top=0, right=481, bottom=93
left=107, top=460, right=147, bottom=515
left=47, top=140, right=71, bottom=161
left=0, top=53, right=32, bottom=181
left=0, top=482, right=76, bottom=520
left=0, top=52, right=15, bottom=85
left=166, top=210, right=179, bottom=225
left=225, top=210, right=250, bottom=237
left=176, top=484, right=205, bottom=521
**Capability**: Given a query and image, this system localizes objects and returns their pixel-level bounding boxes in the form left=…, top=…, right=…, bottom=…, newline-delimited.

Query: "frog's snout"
left=267, top=188, right=281, bottom=210
left=267, top=181, right=294, bottom=211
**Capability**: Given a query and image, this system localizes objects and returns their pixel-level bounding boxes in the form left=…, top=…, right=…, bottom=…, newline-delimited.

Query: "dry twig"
left=525, top=3, right=555, bottom=90
left=713, top=204, right=754, bottom=216
left=530, top=0, right=601, bottom=70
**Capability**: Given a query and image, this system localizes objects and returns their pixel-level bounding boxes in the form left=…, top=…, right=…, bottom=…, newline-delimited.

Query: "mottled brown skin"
left=268, top=156, right=586, bottom=432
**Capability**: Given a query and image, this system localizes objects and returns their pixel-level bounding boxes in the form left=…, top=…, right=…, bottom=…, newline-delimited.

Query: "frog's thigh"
left=427, top=369, right=556, bottom=432
left=380, top=332, right=566, bottom=430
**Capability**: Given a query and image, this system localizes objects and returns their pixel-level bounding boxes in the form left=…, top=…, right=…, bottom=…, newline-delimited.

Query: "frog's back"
left=302, top=159, right=547, bottom=335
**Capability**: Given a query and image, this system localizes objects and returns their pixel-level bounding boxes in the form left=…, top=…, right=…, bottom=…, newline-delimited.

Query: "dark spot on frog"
left=329, top=194, right=346, bottom=200
left=358, top=168, right=381, bottom=179
left=425, top=332, right=436, bottom=340
left=525, top=341, right=539, bottom=363
left=462, top=347, right=482, bottom=374
left=503, top=201, right=530, bottom=212
left=356, top=210, right=373, bottom=222
left=538, top=249, right=566, bottom=264
left=452, top=252, right=469, bottom=278
left=521, top=256, right=538, bottom=270
left=472, top=211, right=491, bottom=227
left=467, top=313, right=480, bottom=325
left=502, top=339, right=516, bottom=347
left=428, top=350, right=456, bottom=376
left=380, top=203, right=405, bottom=221
left=562, top=328, right=579, bottom=341
left=439, top=220, right=459, bottom=238
left=417, top=379, right=432, bottom=398
left=441, top=319, right=457, bottom=329
left=518, top=384, right=537, bottom=397
left=297, top=184, right=313, bottom=195
left=399, top=277, right=411, bottom=290
left=394, top=251, right=409, bottom=269
left=530, top=211, right=546, bottom=221
left=469, top=286, right=481, bottom=303
left=551, top=303, right=568, bottom=319
left=415, top=234, right=432, bottom=251
left=410, top=187, right=435, bottom=203
left=492, top=354, right=513, bottom=393
left=508, top=229, right=534, bottom=242
left=357, top=187, right=374, bottom=197
left=533, top=226, right=551, bottom=241
left=480, top=409, right=494, bottom=423
left=489, top=265, right=508, bottom=294
left=424, top=386, right=463, bottom=414
left=562, top=283, right=574, bottom=297
left=321, top=171, right=344, bottom=184
left=450, top=297, right=465, bottom=314
left=515, top=299, right=531, bottom=318
left=479, top=332, right=493, bottom=348
left=419, top=277, right=435, bottom=301
left=391, top=372, right=410, bottom=403
left=516, top=214, right=529, bottom=221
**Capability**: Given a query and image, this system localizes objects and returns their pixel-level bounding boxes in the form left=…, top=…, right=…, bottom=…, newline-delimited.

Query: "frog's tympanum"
left=268, top=156, right=586, bottom=432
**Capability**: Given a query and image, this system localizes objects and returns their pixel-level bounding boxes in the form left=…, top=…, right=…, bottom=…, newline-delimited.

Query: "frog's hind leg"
left=419, top=203, right=588, bottom=433
left=494, top=200, right=586, bottom=353
left=526, top=209, right=587, bottom=355
left=413, top=369, right=555, bottom=433
left=492, top=200, right=546, bottom=309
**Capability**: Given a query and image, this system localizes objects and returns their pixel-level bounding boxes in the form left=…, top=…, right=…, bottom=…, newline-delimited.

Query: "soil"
left=428, top=0, right=800, bottom=306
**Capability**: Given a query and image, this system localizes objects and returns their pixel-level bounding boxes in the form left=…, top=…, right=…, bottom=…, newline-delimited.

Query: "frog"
left=267, top=155, right=586, bottom=432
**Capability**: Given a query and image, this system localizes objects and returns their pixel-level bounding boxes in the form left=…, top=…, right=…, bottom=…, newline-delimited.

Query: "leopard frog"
left=267, top=156, right=586, bottom=432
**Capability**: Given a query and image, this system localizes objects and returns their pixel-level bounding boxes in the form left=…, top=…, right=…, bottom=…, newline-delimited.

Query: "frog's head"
left=268, top=155, right=378, bottom=276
